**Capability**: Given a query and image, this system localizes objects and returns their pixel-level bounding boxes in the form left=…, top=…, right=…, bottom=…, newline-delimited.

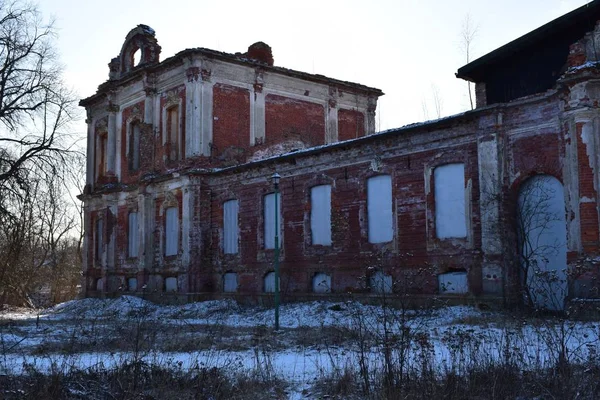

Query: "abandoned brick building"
left=80, top=1, right=600, bottom=309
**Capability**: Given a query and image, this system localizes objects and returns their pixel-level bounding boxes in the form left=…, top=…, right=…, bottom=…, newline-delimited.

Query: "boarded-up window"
left=165, top=207, right=179, bottom=256
left=370, top=271, right=393, bottom=294
left=165, top=277, right=178, bottom=292
left=96, top=278, right=104, bottom=291
left=95, top=219, right=103, bottom=263
left=311, top=185, right=332, bottom=246
left=264, top=193, right=281, bottom=249
left=438, top=272, right=468, bottom=294
left=264, top=272, right=276, bottom=293
left=129, top=122, right=140, bottom=171
left=167, top=106, right=183, bottom=160
left=223, top=272, right=238, bottom=293
left=97, top=133, right=107, bottom=178
left=128, top=212, right=138, bottom=258
left=128, top=278, right=138, bottom=291
left=312, top=273, right=331, bottom=293
left=434, top=164, right=467, bottom=238
left=367, top=175, right=393, bottom=243
left=223, top=200, right=239, bottom=254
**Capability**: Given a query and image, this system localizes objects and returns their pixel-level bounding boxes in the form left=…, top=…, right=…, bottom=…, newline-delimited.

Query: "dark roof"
left=457, top=0, right=600, bottom=82
left=80, top=46, right=383, bottom=106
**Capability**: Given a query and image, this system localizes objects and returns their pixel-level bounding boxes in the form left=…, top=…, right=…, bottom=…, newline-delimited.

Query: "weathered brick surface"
left=81, top=22, right=600, bottom=305
left=265, top=94, right=325, bottom=147
left=212, top=84, right=250, bottom=162
left=338, top=109, right=365, bottom=141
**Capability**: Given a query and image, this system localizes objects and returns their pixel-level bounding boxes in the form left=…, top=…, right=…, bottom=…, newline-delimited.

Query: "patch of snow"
left=566, top=61, right=600, bottom=74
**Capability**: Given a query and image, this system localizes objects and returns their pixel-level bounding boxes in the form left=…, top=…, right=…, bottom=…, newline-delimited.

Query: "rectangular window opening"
left=223, top=200, right=239, bottom=254
left=311, top=185, right=332, bottom=246
left=129, top=123, right=140, bottom=171
left=264, top=193, right=281, bottom=249
left=95, top=218, right=103, bottom=263
left=165, top=207, right=179, bottom=256
left=167, top=106, right=182, bottom=161
left=128, top=212, right=138, bottom=258
left=367, top=175, right=393, bottom=243
left=434, top=163, right=467, bottom=239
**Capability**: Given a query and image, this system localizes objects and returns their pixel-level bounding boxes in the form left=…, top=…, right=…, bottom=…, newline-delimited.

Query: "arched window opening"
left=264, top=271, right=276, bottom=293
left=517, top=175, right=567, bottom=310
left=312, top=273, right=331, bottom=293
left=132, top=48, right=141, bottom=67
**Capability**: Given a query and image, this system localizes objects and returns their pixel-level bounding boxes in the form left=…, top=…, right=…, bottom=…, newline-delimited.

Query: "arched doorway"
left=517, top=175, right=567, bottom=310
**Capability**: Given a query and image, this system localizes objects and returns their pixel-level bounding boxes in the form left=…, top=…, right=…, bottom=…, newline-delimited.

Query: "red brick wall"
left=206, top=139, right=481, bottom=296
left=265, top=94, right=325, bottom=147
left=576, top=123, right=600, bottom=251
left=338, top=109, right=365, bottom=141
left=212, top=84, right=250, bottom=158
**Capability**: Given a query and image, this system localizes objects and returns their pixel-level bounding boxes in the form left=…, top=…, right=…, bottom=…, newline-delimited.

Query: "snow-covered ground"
left=1, top=296, right=599, bottom=398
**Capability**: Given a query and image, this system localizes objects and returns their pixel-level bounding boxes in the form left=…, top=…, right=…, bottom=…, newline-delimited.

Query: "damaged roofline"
left=190, top=92, right=553, bottom=178
left=80, top=47, right=384, bottom=107
left=456, top=0, right=600, bottom=82
left=200, top=88, right=559, bottom=177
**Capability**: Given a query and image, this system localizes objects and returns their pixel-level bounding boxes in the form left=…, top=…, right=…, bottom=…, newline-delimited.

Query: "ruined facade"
left=80, top=2, right=600, bottom=308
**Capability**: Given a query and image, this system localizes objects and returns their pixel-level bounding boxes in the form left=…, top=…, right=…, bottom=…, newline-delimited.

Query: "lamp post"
left=271, top=172, right=281, bottom=331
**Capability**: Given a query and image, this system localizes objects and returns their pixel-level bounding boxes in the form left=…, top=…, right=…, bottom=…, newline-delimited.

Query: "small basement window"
left=370, top=271, right=393, bottom=294
left=264, top=272, right=276, bottom=293
left=128, top=278, right=138, bottom=291
left=223, top=272, right=238, bottom=293
left=312, top=273, right=331, bottom=293
left=165, top=277, right=178, bottom=292
left=438, top=271, right=468, bottom=294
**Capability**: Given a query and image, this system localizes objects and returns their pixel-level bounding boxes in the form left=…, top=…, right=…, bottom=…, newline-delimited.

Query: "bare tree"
left=459, top=14, right=478, bottom=110
left=0, top=1, right=82, bottom=306
left=516, top=175, right=567, bottom=311
left=0, top=1, right=79, bottom=222
left=431, top=84, right=443, bottom=119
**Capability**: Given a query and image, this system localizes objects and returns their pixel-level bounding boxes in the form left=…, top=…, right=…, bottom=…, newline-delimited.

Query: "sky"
left=39, top=0, right=591, bottom=136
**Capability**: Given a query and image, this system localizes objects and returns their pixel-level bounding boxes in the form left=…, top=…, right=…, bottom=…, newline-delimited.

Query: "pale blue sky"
left=40, top=0, right=590, bottom=134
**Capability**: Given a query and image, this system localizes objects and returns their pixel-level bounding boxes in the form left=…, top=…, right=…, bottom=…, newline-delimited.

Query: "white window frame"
left=367, top=175, right=393, bottom=243
left=311, top=185, right=332, bottom=246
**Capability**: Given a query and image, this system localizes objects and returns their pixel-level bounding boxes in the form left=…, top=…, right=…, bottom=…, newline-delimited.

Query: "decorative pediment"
left=109, top=25, right=161, bottom=80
